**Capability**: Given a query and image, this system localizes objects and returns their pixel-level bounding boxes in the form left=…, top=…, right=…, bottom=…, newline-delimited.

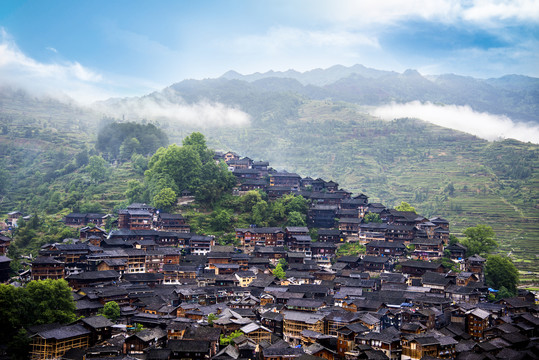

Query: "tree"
left=99, top=301, right=120, bottom=321
left=210, top=209, right=233, bottom=232
left=152, top=187, right=177, bottom=212
left=219, top=330, right=243, bottom=345
left=273, top=263, right=286, bottom=280
left=485, top=255, right=519, bottom=296
left=395, top=201, right=416, bottom=213
left=241, top=190, right=264, bottom=212
left=7, top=328, right=30, bottom=360
left=24, top=279, right=77, bottom=325
left=86, top=155, right=109, bottom=183
left=125, top=180, right=147, bottom=204
left=75, top=148, right=89, bottom=168
left=363, top=213, right=382, bottom=223
left=207, top=313, right=218, bottom=326
left=146, top=144, right=202, bottom=193
left=285, top=211, right=306, bottom=227
left=462, top=225, right=497, bottom=256
left=119, top=137, right=140, bottom=160
left=133, top=323, right=145, bottom=333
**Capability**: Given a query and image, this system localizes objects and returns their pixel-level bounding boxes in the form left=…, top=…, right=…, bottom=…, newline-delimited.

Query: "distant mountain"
left=221, top=64, right=396, bottom=86
left=215, top=64, right=538, bottom=123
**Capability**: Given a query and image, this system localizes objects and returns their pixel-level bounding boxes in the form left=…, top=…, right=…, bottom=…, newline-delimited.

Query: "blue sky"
left=0, top=0, right=538, bottom=102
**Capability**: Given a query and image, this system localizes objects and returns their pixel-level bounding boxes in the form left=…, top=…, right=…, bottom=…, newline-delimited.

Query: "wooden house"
left=283, top=311, right=325, bottom=345
left=401, top=335, right=440, bottom=360
left=366, top=240, right=406, bottom=257
left=307, top=205, right=338, bottom=228
left=317, top=229, right=342, bottom=243
left=78, top=315, right=113, bottom=345
left=464, top=254, right=486, bottom=280
left=400, top=260, right=445, bottom=277
left=240, top=322, right=272, bottom=343
left=31, top=256, right=65, bottom=280
left=236, top=227, right=285, bottom=249
left=269, top=172, right=301, bottom=189
left=79, top=226, right=107, bottom=246
left=467, top=308, right=491, bottom=339
left=189, top=235, right=214, bottom=255
left=445, top=243, right=467, bottom=260
left=30, top=324, right=90, bottom=360
left=411, top=238, right=443, bottom=259
left=124, top=327, right=167, bottom=354
left=0, top=234, right=11, bottom=255
left=0, top=255, right=11, bottom=282
left=338, top=218, right=362, bottom=236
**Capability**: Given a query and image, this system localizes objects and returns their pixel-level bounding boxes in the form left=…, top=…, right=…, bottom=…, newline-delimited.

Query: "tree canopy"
left=144, top=133, right=236, bottom=208
left=0, top=279, right=76, bottom=347
left=99, top=301, right=120, bottom=321
left=462, top=224, right=497, bottom=256
left=96, top=121, right=168, bottom=160
left=485, top=255, right=519, bottom=296
left=395, top=201, right=416, bottom=213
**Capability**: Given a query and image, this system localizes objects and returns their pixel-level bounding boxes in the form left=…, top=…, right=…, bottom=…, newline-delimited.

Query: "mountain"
left=216, top=64, right=538, bottom=123
left=1, top=65, right=538, bottom=281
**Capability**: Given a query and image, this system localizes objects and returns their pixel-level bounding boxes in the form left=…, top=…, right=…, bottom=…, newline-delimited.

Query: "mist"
left=372, top=101, right=539, bottom=144
left=93, top=91, right=251, bottom=128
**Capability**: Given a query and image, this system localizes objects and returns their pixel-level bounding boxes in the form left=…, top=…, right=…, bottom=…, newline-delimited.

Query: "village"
left=0, top=151, right=537, bottom=360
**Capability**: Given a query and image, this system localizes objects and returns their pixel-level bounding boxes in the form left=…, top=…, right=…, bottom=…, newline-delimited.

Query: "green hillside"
left=0, top=69, right=537, bottom=282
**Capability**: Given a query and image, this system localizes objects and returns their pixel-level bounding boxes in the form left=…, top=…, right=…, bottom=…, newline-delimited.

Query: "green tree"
left=99, top=301, right=120, bottom=321
left=395, top=201, right=416, bottom=213
left=285, top=211, right=306, bottom=227
left=125, top=180, right=147, bottom=204
left=7, top=328, right=30, bottom=360
left=210, top=209, right=233, bottom=232
left=363, top=213, right=382, bottom=223
left=241, top=190, right=263, bottom=212
left=0, top=284, right=24, bottom=341
left=182, top=132, right=212, bottom=163
left=146, top=144, right=202, bottom=193
left=251, top=200, right=270, bottom=226
left=485, top=255, right=519, bottom=296
left=273, top=263, right=286, bottom=280
left=119, top=137, right=141, bottom=160
left=86, top=155, right=109, bottom=183
left=152, top=187, right=177, bottom=212
left=207, top=313, right=218, bottom=326
left=462, top=225, right=497, bottom=256
left=131, top=154, right=149, bottom=175
left=133, top=323, right=145, bottom=333
left=24, top=279, right=77, bottom=325
left=75, top=148, right=89, bottom=168
left=219, top=330, right=243, bottom=345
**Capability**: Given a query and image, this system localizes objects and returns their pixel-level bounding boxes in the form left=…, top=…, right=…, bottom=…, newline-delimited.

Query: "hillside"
left=1, top=65, right=537, bottom=280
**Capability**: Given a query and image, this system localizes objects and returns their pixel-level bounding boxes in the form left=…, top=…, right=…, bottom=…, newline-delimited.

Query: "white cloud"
left=462, top=0, right=539, bottom=23
left=307, top=0, right=539, bottom=26
left=372, top=101, right=539, bottom=144
left=94, top=90, right=251, bottom=128
left=0, top=28, right=110, bottom=103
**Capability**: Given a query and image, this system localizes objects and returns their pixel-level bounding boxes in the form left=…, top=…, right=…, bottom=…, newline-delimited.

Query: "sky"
left=0, top=0, right=538, bottom=103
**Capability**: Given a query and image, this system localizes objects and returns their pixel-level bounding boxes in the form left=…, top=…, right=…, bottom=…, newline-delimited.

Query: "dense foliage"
left=96, top=121, right=168, bottom=160
left=0, top=279, right=76, bottom=356
left=461, top=224, right=497, bottom=256
left=143, top=132, right=236, bottom=208
left=485, top=255, right=519, bottom=296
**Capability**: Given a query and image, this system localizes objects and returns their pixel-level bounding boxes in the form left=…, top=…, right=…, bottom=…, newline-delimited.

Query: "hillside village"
left=0, top=151, right=537, bottom=360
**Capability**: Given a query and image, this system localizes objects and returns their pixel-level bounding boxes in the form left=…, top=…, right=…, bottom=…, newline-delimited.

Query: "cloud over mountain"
left=373, top=101, right=539, bottom=144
